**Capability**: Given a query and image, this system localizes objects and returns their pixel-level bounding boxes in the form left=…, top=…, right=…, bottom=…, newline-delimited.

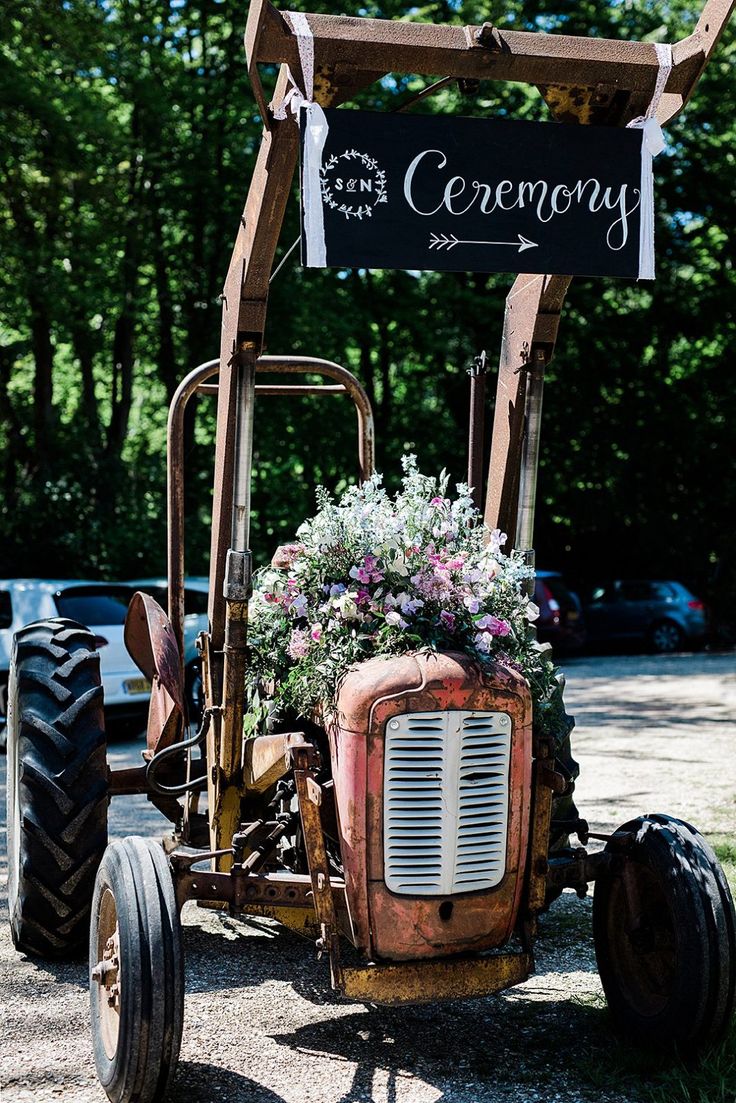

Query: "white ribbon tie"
left=627, top=42, right=672, bottom=280
left=272, top=12, right=328, bottom=267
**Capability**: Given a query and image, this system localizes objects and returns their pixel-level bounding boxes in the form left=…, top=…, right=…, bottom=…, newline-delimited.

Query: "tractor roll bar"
left=166, top=355, right=375, bottom=658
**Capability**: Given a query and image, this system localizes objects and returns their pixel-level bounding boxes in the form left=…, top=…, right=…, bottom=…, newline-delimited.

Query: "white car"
left=0, top=580, right=151, bottom=744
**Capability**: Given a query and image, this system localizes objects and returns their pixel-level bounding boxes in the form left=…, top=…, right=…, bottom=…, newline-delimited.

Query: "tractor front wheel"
left=593, top=814, right=736, bottom=1050
left=90, top=836, right=184, bottom=1103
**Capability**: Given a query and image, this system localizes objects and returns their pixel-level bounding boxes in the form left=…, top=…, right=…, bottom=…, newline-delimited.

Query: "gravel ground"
left=0, top=650, right=734, bottom=1103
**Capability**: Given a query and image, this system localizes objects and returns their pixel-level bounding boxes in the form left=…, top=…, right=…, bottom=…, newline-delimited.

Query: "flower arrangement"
left=245, top=456, right=559, bottom=733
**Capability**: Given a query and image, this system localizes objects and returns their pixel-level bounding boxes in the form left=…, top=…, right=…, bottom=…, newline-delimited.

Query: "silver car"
left=0, top=580, right=151, bottom=745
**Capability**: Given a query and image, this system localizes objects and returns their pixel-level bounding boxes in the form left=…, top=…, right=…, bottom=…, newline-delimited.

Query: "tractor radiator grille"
left=383, top=710, right=511, bottom=896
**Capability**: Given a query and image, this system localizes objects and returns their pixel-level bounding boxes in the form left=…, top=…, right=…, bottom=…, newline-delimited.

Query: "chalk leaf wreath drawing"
left=320, top=149, right=388, bottom=220
left=245, top=456, right=561, bottom=735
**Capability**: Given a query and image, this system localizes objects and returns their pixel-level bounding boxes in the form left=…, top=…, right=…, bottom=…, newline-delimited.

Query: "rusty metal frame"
left=166, top=354, right=375, bottom=661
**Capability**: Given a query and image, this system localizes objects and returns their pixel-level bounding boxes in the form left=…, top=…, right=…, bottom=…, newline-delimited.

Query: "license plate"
left=123, top=677, right=151, bottom=696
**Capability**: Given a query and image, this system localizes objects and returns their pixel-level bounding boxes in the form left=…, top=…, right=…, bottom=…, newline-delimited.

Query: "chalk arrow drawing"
left=428, top=232, right=539, bottom=253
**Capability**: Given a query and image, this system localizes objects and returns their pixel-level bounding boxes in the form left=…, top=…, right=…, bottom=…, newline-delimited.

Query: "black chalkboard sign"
left=300, top=109, right=649, bottom=279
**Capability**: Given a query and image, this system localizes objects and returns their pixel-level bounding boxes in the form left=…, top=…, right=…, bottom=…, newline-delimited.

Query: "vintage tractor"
left=6, top=3, right=736, bottom=1101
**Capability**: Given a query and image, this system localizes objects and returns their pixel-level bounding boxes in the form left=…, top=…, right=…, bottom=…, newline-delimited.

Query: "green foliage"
left=0, top=0, right=734, bottom=620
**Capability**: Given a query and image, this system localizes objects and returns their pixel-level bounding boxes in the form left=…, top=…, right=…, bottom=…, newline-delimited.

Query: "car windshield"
left=132, top=583, right=208, bottom=616
left=55, top=586, right=134, bottom=626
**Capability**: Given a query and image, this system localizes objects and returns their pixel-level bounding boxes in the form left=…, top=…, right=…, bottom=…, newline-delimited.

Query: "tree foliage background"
left=1, top=0, right=734, bottom=627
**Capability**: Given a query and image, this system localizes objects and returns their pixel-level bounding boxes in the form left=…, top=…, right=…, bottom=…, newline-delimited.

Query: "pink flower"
left=310, top=624, right=323, bottom=642
left=475, top=614, right=510, bottom=637
left=287, top=628, right=311, bottom=659
left=349, top=554, right=384, bottom=584
left=271, top=542, right=306, bottom=569
left=430, top=496, right=446, bottom=507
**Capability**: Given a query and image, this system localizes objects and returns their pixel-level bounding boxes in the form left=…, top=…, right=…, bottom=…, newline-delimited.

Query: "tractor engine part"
left=327, top=650, right=532, bottom=961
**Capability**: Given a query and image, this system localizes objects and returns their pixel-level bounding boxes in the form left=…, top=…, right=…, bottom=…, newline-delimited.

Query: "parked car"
left=126, top=577, right=208, bottom=723
left=0, top=580, right=150, bottom=745
left=582, top=579, right=707, bottom=653
left=533, top=570, right=586, bottom=653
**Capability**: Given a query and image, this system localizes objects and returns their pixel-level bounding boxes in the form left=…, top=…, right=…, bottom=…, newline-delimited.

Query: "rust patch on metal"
left=124, top=592, right=184, bottom=753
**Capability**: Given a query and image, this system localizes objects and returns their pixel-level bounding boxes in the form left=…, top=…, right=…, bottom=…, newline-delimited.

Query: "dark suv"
left=582, top=579, right=707, bottom=653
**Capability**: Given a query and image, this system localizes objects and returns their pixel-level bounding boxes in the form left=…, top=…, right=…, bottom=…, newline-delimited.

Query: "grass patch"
left=645, top=1029, right=736, bottom=1103
left=712, top=836, right=736, bottom=887
left=576, top=1001, right=736, bottom=1103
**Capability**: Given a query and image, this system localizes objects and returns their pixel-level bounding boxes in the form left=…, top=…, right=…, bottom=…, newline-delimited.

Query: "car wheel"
left=648, top=619, right=683, bottom=654
left=593, top=814, right=736, bottom=1050
left=8, top=618, right=108, bottom=958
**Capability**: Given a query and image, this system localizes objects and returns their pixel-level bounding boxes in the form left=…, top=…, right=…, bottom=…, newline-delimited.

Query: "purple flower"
left=439, top=610, right=456, bottom=632
left=288, top=593, right=308, bottom=617
left=400, top=595, right=424, bottom=616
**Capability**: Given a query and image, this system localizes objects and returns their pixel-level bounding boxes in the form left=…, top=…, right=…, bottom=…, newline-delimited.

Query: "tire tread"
left=8, top=618, right=108, bottom=959
left=594, top=812, right=736, bottom=1050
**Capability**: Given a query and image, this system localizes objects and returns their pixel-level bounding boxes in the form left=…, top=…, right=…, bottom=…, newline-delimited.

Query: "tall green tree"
left=0, top=0, right=733, bottom=633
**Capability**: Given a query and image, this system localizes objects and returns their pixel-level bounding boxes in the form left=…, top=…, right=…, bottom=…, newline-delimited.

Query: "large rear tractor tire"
left=90, top=837, right=184, bottom=1103
left=593, top=814, right=736, bottom=1050
left=7, top=618, right=108, bottom=958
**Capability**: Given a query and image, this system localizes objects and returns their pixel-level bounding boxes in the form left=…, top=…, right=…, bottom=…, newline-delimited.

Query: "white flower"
left=385, top=610, right=408, bottom=628
left=337, top=594, right=359, bottom=620
left=388, top=554, right=409, bottom=577
left=526, top=601, right=540, bottom=622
